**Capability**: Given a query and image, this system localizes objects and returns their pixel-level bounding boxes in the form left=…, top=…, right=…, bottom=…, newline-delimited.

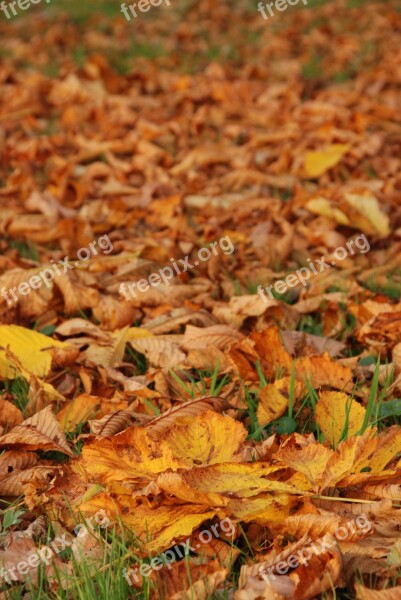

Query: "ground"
left=1, top=0, right=401, bottom=598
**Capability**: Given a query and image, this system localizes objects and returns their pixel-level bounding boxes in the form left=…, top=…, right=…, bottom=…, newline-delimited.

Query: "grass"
left=16, top=514, right=239, bottom=600
left=0, top=521, right=140, bottom=600
left=246, top=360, right=299, bottom=439
left=0, top=506, right=26, bottom=540
left=297, top=314, right=324, bottom=336
left=125, top=346, right=148, bottom=375
left=302, top=51, right=323, bottom=80
left=0, top=377, right=30, bottom=418
left=52, top=0, right=123, bottom=23
left=7, top=240, right=39, bottom=262
left=363, top=268, right=401, bottom=300
left=359, top=356, right=381, bottom=434
left=246, top=353, right=396, bottom=444
left=1, top=0, right=400, bottom=597
left=169, top=364, right=230, bottom=400
left=1, top=327, right=399, bottom=595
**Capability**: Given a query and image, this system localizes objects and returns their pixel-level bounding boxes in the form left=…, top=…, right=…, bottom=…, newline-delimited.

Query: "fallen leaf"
left=316, top=391, right=366, bottom=447
left=304, top=144, right=350, bottom=178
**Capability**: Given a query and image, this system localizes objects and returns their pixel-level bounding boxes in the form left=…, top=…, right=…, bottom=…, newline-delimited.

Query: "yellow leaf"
left=161, top=410, right=247, bottom=467
left=304, top=144, right=350, bottom=177
left=321, top=428, right=377, bottom=489
left=316, top=391, right=366, bottom=447
left=122, top=503, right=218, bottom=553
left=126, top=327, right=153, bottom=340
left=155, top=471, right=229, bottom=507
left=257, top=384, right=288, bottom=427
left=0, top=325, right=69, bottom=379
left=296, top=353, right=353, bottom=391
left=182, top=462, right=299, bottom=497
left=145, top=397, right=228, bottom=435
left=344, top=192, right=390, bottom=236
left=275, top=440, right=333, bottom=490
left=57, top=394, right=100, bottom=432
left=79, top=427, right=186, bottom=485
left=80, top=411, right=247, bottom=485
left=360, top=426, right=401, bottom=474
left=227, top=493, right=295, bottom=524
left=84, top=326, right=132, bottom=368
left=306, top=197, right=350, bottom=225
left=79, top=492, right=217, bottom=553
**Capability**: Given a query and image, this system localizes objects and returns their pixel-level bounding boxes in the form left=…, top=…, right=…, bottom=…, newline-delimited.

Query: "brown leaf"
left=0, top=405, right=73, bottom=456
left=153, top=559, right=228, bottom=600
left=356, top=585, right=401, bottom=600
left=145, top=396, right=229, bottom=435
left=89, top=410, right=140, bottom=437
left=129, top=335, right=186, bottom=369
left=0, top=449, right=38, bottom=480
left=181, top=324, right=244, bottom=351
left=0, top=398, right=24, bottom=429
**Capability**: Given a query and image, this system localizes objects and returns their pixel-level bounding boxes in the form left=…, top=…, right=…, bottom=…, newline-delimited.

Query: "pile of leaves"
left=1, top=0, right=401, bottom=598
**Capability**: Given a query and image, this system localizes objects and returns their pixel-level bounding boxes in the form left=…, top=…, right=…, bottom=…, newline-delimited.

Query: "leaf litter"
left=1, top=0, right=401, bottom=598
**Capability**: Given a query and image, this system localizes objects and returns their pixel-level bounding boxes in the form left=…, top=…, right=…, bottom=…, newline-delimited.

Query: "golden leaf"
left=257, top=384, right=288, bottom=427
left=155, top=471, right=228, bottom=507
left=343, top=192, right=390, bottom=236
left=359, top=427, right=401, bottom=474
left=321, top=428, right=377, bottom=489
left=79, top=493, right=217, bottom=553
left=251, top=327, right=292, bottom=376
left=296, top=354, right=353, bottom=391
left=304, top=144, right=350, bottom=177
left=57, top=393, right=100, bottom=431
left=182, top=462, right=298, bottom=498
left=275, top=440, right=333, bottom=490
left=145, top=396, right=229, bottom=435
left=306, top=197, right=350, bottom=225
left=0, top=325, right=71, bottom=378
left=227, top=494, right=296, bottom=524
left=161, top=410, right=247, bottom=467
left=316, top=391, right=366, bottom=447
left=79, top=427, right=186, bottom=485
